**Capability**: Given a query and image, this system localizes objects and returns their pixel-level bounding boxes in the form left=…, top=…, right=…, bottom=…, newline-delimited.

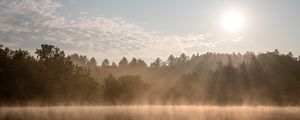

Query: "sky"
left=1, top=0, right=300, bottom=63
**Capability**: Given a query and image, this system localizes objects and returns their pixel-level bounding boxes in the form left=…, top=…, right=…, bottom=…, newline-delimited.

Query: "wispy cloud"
left=0, top=0, right=235, bottom=62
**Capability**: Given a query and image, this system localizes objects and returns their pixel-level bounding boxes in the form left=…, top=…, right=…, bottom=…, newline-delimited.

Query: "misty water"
left=1, top=106, right=299, bottom=120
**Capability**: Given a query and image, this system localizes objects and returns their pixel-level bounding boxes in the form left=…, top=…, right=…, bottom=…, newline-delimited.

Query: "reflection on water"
left=1, top=106, right=299, bottom=120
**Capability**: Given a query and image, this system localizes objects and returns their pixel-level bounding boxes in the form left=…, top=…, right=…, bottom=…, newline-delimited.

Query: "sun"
left=221, top=10, right=245, bottom=32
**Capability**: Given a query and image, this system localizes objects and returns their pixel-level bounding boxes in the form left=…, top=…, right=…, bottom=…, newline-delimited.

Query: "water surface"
left=1, top=106, right=299, bottom=120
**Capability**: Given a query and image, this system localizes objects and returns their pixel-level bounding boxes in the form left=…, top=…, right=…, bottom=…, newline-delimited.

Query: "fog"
left=1, top=45, right=300, bottom=119
left=1, top=106, right=299, bottom=120
left=1, top=45, right=300, bottom=106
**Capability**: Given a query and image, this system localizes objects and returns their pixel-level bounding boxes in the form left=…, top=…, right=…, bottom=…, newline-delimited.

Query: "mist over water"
left=1, top=44, right=300, bottom=120
left=1, top=0, right=300, bottom=119
left=1, top=106, right=299, bottom=120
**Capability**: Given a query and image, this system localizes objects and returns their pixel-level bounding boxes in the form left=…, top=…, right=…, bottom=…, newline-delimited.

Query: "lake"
left=1, top=106, right=299, bottom=120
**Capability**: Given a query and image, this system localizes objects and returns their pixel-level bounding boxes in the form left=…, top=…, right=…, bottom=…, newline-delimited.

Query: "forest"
left=0, top=44, right=299, bottom=106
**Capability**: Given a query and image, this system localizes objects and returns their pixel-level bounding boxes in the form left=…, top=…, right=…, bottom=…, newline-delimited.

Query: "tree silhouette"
left=1, top=44, right=300, bottom=105
left=118, top=57, right=128, bottom=67
left=101, top=59, right=110, bottom=68
left=150, top=57, right=162, bottom=68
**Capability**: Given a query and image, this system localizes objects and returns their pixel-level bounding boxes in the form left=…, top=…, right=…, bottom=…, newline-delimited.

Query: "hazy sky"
left=1, top=0, right=300, bottom=63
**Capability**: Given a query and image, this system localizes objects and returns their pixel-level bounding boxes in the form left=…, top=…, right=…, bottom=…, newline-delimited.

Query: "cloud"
left=0, top=0, right=230, bottom=62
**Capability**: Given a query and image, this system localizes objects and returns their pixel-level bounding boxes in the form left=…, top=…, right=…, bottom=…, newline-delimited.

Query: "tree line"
left=1, top=44, right=300, bottom=105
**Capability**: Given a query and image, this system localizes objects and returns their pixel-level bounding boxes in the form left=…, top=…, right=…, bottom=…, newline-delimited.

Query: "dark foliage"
left=1, top=44, right=300, bottom=105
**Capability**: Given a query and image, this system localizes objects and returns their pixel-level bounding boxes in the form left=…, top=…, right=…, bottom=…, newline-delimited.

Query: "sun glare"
left=221, top=11, right=245, bottom=32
